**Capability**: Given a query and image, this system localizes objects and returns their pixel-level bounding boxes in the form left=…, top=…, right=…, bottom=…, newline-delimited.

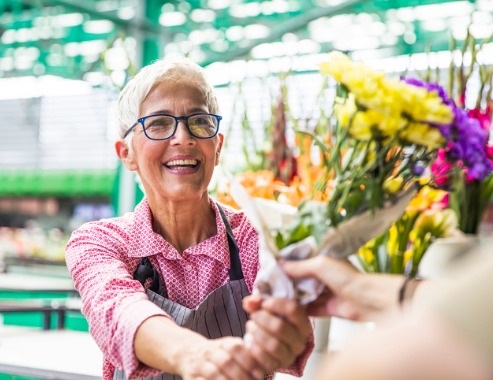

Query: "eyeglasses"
left=124, top=113, right=222, bottom=140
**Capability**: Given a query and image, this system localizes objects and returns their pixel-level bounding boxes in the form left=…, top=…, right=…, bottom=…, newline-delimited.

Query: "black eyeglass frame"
left=123, top=113, right=222, bottom=140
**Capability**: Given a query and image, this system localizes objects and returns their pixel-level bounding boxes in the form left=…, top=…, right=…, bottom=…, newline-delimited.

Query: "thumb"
left=282, top=256, right=358, bottom=289
left=281, top=256, right=324, bottom=280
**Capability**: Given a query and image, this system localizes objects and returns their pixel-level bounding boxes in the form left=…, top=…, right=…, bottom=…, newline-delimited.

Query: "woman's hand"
left=176, top=336, right=264, bottom=380
left=242, top=296, right=312, bottom=372
left=135, top=316, right=264, bottom=380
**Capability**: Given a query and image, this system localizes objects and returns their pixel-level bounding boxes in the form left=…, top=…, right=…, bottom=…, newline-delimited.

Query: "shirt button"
left=185, top=264, right=192, bottom=271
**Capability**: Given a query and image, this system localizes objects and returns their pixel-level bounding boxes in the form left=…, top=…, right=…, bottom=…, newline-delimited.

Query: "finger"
left=223, top=338, right=265, bottom=379
left=282, top=256, right=357, bottom=289
left=281, top=256, right=326, bottom=279
left=242, top=295, right=264, bottom=313
left=246, top=319, right=293, bottom=370
left=247, top=310, right=307, bottom=364
left=258, top=298, right=312, bottom=337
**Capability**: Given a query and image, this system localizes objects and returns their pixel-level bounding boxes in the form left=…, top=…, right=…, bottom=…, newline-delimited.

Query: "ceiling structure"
left=1, top=0, right=492, bottom=84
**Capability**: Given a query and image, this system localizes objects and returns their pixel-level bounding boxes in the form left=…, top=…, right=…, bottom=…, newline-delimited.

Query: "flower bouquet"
left=228, top=52, right=462, bottom=303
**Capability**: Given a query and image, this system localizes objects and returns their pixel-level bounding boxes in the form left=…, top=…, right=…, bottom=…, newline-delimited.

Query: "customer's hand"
left=242, top=296, right=312, bottom=372
left=282, top=256, right=403, bottom=321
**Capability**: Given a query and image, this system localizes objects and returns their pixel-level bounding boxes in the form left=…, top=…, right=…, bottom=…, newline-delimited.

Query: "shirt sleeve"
left=429, top=251, right=493, bottom=362
left=65, top=221, right=170, bottom=378
left=276, top=322, right=315, bottom=377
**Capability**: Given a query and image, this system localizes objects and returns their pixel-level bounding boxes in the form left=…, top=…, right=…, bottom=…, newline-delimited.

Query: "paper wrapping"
left=230, top=177, right=417, bottom=305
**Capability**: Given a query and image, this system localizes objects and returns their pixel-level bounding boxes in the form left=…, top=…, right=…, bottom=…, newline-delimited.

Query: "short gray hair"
left=116, top=56, right=219, bottom=138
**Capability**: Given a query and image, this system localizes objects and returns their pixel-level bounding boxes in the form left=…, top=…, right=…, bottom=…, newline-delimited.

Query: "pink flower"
left=467, top=106, right=491, bottom=131
left=431, top=149, right=453, bottom=186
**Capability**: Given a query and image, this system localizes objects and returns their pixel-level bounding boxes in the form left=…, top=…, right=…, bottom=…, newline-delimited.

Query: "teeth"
left=166, top=159, right=198, bottom=166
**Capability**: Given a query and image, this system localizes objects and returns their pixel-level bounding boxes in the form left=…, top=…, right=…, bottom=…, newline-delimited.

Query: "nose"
left=170, top=120, right=195, bottom=144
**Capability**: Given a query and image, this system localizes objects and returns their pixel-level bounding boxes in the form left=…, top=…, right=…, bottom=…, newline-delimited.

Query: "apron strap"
left=133, top=203, right=244, bottom=293
left=216, top=203, right=244, bottom=281
left=133, top=257, right=163, bottom=295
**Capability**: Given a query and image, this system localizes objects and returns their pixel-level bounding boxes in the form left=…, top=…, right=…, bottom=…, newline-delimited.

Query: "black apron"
left=114, top=205, right=251, bottom=380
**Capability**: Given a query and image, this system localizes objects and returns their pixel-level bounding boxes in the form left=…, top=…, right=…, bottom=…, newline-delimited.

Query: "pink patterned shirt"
left=66, top=198, right=312, bottom=379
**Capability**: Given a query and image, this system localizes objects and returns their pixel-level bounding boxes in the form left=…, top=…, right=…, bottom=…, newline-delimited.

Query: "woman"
left=65, top=57, right=312, bottom=380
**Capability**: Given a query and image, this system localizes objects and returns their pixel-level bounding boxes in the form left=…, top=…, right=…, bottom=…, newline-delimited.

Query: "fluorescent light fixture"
left=118, top=7, right=135, bottom=20
left=226, top=26, right=244, bottom=41
left=83, top=20, right=114, bottom=34
left=414, top=1, right=472, bottom=21
left=104, top=47, right=130, bottom=70
left=191, top=9, right=216, bottom=23
left=244, top=24, right=270, bottom=39
left=52, top=13, right=84, bottom=28
left=207, top=0, right=232, bottom=9
left=159, top=12, right=186, bottom=27
left=229, top=2, right=261, bottom=18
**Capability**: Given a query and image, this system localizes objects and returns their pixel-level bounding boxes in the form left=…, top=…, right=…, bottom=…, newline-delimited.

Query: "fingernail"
left=244, top=332, right=253, bottom=347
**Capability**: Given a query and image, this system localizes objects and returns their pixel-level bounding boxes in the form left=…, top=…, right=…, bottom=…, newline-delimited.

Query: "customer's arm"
left=318, top=252, right=493, bottom=380
left=320, top=309, right=493, bottom=380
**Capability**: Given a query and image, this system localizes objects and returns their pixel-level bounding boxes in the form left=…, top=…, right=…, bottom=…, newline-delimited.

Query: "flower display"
left=357, top=185, right=460, bottom=275
left=271, top=52, right=456, bottom=249
left=426, top=38, right=493, bottom=234
left=217, top=49, right=491, bottom=279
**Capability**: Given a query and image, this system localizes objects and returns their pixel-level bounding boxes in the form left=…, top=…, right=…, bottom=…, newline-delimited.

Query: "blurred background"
left=1, top=1, right=493, bottom=378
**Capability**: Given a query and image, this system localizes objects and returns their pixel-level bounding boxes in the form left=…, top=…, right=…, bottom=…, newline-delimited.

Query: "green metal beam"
left=21, top=0, right=169, bottom=37
left=0, top=170, right=115, bottom=197
left=202, top=0, right=371, bottom=66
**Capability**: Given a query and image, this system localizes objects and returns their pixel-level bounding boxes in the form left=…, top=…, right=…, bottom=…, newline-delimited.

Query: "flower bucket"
left=418, top=234, right=479, bottom=278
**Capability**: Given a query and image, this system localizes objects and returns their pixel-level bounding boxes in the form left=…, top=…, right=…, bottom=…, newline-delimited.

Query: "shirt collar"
left=127, top=198, right=231, bottom=268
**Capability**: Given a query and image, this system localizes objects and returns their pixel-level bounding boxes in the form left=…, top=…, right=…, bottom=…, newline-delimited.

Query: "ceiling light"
left=191, top=9, right=216, bottom=23
left=207, top=0, right=232, bottom=10
left=229, top=3, right=261, bottom=18
left=52, top=13, right=84, bottom=28
left=83, top=20, right=114, bottom=34
left=118, top=7, right=135, bottom=20
left=395, top=7, right=415, bottom=22
left=421, top=19, right=447, bottom=32
left=387, top=21, right=406, bottom=36
left=469, top=23, right=493, bottom=39
left=159, top=12, right=186, bottom=27
left=226, top=26, right=244, bottom=41
left=244, top=24, right=270, bottom=39
left=414, top=1, right=472, bottom=21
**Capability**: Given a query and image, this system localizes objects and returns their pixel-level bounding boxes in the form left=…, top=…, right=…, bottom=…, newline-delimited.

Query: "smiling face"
left=116, top=81, right=223, bottom=206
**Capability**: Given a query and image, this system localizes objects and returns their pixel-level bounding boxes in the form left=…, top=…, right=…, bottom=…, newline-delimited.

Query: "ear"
left=115, top=139, right=138, bottom=171
left=215, top=134, right=224, bottom=166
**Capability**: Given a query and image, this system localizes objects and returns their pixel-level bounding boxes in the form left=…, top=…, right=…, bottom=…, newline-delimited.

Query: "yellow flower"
left=412, top=208, right=458, bottom=238
left=383, top=176, right=403, bottom=194
left=349, top=111, right=375, bottom=140
left=386, top=224, right=400, bottom=256
left=400, top=122, right=445, bottom=149
left=403, top=248, right=414, bottom=266
left=377, top=114, right=407, bottom=136
left=358, top=245, right=375, bottom=265
left=407, top=186, right=447, bottom=212
left=400, top=85, right=454, bottom=125
left=320, top=51, right=352, bottom=81
left=334, top=96, right=357, bottom=128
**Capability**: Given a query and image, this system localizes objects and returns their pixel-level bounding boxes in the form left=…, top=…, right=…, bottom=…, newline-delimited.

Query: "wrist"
left=353, top=273, right=405, bottom=321
left=398, top=276, right=424, bottom=307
